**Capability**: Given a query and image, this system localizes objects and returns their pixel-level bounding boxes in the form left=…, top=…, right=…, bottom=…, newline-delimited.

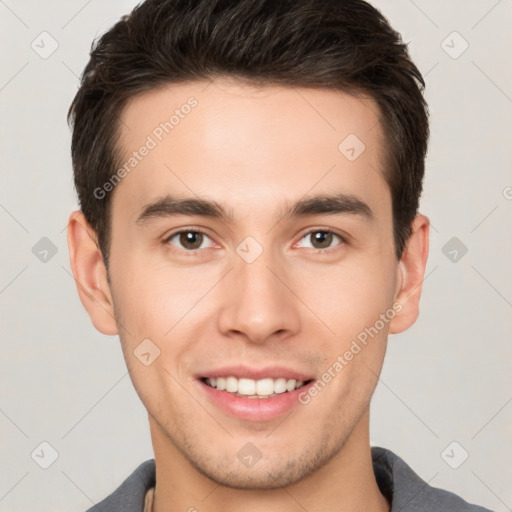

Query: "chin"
left=185, top=442, right=332, bottom=490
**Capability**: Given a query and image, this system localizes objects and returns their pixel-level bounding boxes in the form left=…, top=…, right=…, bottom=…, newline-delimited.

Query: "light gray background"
left=1, top=1, right=511, bottom=511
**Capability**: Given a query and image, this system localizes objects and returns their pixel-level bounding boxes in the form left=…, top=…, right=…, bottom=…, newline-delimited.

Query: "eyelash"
left=162, top=227, right=347, bottom=255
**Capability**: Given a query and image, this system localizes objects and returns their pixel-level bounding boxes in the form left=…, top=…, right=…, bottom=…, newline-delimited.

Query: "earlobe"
left=66, top=211, right=118, bottom=335
left=389, top=214, right=430, bottom=335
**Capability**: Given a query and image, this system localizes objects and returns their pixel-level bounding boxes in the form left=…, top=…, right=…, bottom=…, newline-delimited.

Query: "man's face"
left=106, top=79, right=401, bottom=488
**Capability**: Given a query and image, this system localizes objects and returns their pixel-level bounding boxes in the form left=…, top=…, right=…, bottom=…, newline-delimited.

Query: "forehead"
left=113, top=78, right=390, bottom=224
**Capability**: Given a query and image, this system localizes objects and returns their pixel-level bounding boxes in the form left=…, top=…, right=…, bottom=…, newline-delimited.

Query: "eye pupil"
left=180, top=231, right=203, bottom=249
left=312, top=231, right=332, bottom=249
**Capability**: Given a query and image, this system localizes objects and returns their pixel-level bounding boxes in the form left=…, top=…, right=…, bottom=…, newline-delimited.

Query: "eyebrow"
left=135, top=192, right=374, bottom=225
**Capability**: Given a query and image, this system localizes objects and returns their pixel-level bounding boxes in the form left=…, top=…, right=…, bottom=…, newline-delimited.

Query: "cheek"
left=306, top=269, right=393, bottom=410
left=112, top=257, right=203, bottom=333
left=296, top=257, right=396, bottom=339
left=110, top=260, right=217, bottom=380
left=111, top=266, right=196, bottom=410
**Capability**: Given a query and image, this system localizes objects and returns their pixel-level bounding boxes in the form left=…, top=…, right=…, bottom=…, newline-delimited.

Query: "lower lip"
left=196, top=379, right=315, bottom=422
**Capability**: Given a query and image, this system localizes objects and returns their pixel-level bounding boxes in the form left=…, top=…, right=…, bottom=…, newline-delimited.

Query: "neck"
left=149, top=409, right=389, bottom=512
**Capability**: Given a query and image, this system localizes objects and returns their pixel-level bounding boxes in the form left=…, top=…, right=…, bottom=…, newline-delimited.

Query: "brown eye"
left=165, top=230, right=213, bottom=251
left=311, top=231, right=334, bottom=249
left=297, top=230, right=344, bottom=252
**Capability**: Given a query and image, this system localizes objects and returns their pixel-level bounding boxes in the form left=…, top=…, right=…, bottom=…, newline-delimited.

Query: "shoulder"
left=84, top=459, right=156, bottom=512
left=371, top=446, right=496, bottom=512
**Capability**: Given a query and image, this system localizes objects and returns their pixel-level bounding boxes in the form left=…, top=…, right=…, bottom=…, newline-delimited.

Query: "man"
left=66, top=0, right=495, bottom=511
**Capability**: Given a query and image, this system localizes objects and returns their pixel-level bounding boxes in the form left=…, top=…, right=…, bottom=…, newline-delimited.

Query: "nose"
left=217, top=246, right=301, bottom=344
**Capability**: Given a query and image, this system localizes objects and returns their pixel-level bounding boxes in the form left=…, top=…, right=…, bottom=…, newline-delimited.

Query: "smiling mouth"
left=200, top=376, right=313, bottom=399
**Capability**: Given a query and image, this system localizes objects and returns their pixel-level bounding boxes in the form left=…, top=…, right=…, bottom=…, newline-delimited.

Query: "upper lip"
left=196, top=365, right=315, bottom=382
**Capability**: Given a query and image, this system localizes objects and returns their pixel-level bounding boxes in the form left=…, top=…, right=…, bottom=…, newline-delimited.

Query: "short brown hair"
left=68, top=0, right=429, bottom=270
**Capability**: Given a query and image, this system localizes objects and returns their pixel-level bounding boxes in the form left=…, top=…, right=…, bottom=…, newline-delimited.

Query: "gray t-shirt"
left=84, top=446, right=495, bottom=511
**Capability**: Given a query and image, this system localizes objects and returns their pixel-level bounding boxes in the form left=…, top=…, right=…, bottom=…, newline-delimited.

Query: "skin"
left=67, top=78, right=429, bottom=512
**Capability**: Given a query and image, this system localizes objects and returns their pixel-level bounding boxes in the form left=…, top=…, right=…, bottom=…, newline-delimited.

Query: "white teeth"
left=274, top=378, right=287, bottom=394
left=238, top=378, right=256, bottom=395
left=256, top=378, right=274, bottom=395
left=286, top=379, right=296, bottom=392
left=226, top=376, right=238, bottom=393
left=204, top=376, right=309, bottom=396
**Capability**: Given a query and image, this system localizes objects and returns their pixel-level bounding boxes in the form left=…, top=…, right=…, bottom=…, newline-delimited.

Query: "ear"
left=389, top=214, right=430, bottom=334
left=66, top=210, right=118, bottom=335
